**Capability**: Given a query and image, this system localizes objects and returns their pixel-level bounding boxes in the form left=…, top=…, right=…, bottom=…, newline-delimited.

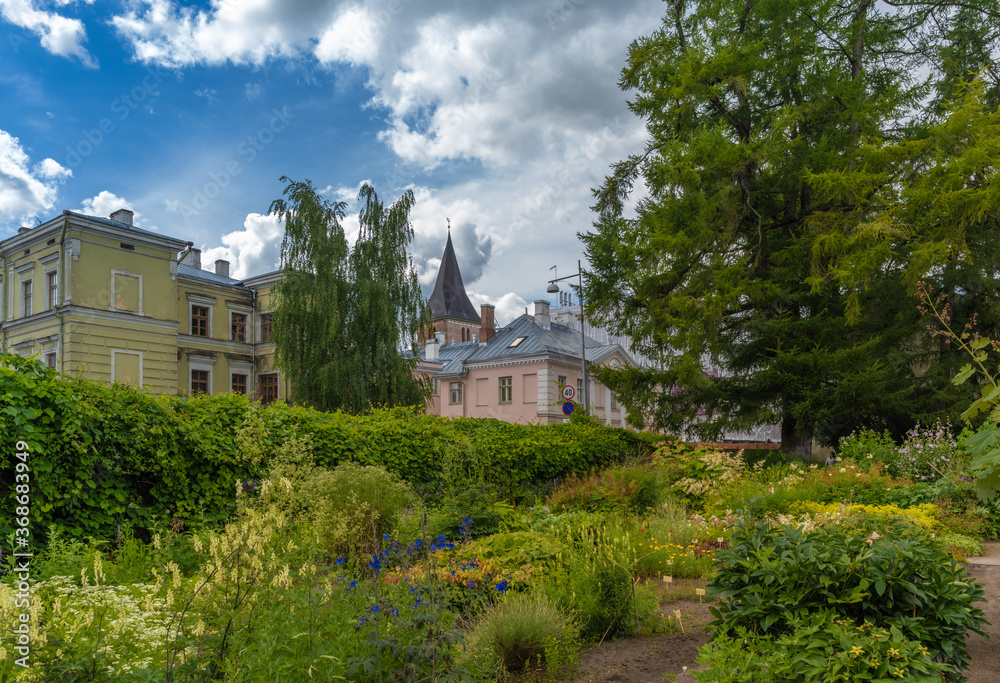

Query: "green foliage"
left=584, top=0, right=1000, bottom=451
left=0, top=357, right=649, bottom=544
left=463, top=592, right=579, bottom=678
left=708, top=519, right=987, bottom=679
left=299, top=461, right=414, bottom=559
left=695, top=616, right=951, bottom=682
left=839, top=429, right=901, bottom=473
left=269, top=177, right=429, bottom=413
left=545, top=464, right=664, bottom=514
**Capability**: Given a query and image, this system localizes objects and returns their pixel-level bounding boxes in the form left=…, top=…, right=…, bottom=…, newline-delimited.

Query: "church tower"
left=428, top=227, right=481, bottom=343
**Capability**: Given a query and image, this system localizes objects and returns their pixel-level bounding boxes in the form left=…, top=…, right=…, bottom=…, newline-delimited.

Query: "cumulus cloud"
left=200, top=212, right=284, bottom=279
left=77, top=191, right=156, bottom=229
left=110, top=0, right=334, bottom=68
left=468, top=290, right=528, bottom=327
left=0, top=0, right=96, bottom=67
left=0, top=129, right=71, bottom=228
left=113, top=0, right=661, bottom=304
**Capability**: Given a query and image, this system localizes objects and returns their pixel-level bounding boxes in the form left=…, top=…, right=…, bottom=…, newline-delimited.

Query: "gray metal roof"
left=178, top=263, right=249, bottom=289
left=66, top=211, right=188, bottom=248
left=417, top=314, right=626, bottom=376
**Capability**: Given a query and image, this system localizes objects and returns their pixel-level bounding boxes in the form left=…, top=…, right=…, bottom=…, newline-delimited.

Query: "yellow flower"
left=849, top=646, right=864, bottom=658
left=887, top=648, right=900, bottom=659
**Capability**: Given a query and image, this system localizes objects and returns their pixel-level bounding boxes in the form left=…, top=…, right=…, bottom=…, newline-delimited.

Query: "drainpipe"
left=0, top=246, right=7, bottom=354
left=251, top=288, right=257, bottom=400
left=57, top=212, right=70, bottom=370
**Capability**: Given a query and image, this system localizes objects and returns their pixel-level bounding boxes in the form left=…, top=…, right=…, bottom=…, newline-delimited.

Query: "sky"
left=0, top=0, right=661, bottom=325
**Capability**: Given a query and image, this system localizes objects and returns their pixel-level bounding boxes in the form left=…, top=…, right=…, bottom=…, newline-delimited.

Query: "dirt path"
left=964, top=542, right=1000, bottom=683
left=567, top=549, right=1000, bottom=683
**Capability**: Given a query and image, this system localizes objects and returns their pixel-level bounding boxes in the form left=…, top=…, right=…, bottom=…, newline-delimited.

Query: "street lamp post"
left=547, top=259, right=588, bottom=412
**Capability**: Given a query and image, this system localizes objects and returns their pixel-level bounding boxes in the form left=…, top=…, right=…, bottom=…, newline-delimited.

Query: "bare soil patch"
left=964, top=542, right=1000, bottom=683
left=562, top=551, right=1000, bottom=683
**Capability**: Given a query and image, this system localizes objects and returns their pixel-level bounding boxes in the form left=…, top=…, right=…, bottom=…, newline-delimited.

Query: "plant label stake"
left=696, top=588, right=705, bottom=602
left=662, top=575, right=672, bottom=588
left=674, top=609, right=684, bottom=634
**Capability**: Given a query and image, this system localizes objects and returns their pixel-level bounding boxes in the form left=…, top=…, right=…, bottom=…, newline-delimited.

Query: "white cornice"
left=177, top=334, right=253, bottom=353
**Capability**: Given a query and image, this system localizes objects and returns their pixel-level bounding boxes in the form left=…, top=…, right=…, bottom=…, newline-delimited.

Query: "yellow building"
left=0, top=208, right=290, bottom=401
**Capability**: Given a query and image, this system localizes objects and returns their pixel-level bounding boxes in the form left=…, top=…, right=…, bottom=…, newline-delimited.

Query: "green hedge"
left=0, top=354, right=654, bottom=543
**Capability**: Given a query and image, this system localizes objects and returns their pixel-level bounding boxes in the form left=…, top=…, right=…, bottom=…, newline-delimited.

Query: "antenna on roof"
left=447, top=217, right=451, bottom=231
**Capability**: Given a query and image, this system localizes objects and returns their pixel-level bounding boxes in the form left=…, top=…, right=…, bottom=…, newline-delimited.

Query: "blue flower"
left=367, top=604, right=381, bottom=613
left=335, top=557, right=346, bottom=565
left=369, top=554, right=382, bottom=573
left=495, top=580, right=509, bottom=594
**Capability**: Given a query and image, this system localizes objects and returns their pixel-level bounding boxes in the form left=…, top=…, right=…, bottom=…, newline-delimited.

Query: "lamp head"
left=546, top=283, right=560, bottom=294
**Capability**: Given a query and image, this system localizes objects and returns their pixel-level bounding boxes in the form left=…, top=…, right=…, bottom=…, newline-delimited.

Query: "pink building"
left=417, top=234, right=632, bottom=425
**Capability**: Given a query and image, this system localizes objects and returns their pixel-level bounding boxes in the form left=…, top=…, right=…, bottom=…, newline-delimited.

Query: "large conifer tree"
left=583, top=1, right=1000, bottom=452
left=268, top=177, right=429, bottom=413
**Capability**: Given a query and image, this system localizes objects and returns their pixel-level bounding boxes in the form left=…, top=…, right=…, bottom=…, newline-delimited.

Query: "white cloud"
left=113, top=0, right=662, bottom=305
left=468, top=290, right=528, bottom=327
left=0, top=129, right=71, bottom=227
left=110, top=0, right=334, bottom=68
left=0, top=0, right=96, bottom=67
left=77, top=191, right=155, bottom=229
left=201, top=212, right=284, bottom=279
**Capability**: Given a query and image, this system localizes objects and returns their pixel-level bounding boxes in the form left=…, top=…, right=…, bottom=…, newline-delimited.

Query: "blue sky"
left=0, top=0, right=661, bottom=323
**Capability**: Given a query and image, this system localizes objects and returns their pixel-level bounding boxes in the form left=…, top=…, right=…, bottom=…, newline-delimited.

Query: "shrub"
left=708, top=519, right=987, bottom=680
left=695, top=615, right=952, bottom=682
left=545, top=464, right=664, bottom=514
left=464, top=592, right=579, bottom=678
left=299, top=461, right=414, bottom=559
left=788, top=501, right=940, bottom=529
left=838, top=428, right=899, bottom=472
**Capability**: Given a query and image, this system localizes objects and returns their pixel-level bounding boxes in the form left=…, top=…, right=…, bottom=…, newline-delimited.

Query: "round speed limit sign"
left=561, top=385, right=576, bottom=401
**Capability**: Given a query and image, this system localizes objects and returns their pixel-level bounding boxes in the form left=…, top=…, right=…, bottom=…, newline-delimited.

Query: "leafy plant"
left=299, top=461, right=414, bottom=559
left=708, top=519, right=987, bottom=680
left=695, top=615, right=952, bottom=682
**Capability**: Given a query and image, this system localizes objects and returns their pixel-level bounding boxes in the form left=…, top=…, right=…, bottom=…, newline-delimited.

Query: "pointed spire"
left=428, top=228, right=480, bottom=323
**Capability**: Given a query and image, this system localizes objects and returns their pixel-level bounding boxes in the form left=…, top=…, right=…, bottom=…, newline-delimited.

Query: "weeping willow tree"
left=268, top=177, right=429, bottom=413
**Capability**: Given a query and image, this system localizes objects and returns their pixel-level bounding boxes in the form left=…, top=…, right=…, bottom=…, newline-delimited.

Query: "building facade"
left=0, top=208, right=290, bottom=402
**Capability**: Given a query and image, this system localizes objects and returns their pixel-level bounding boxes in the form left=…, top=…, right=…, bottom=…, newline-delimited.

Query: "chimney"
left=533, top=299, right=550, bottom=329
left=425, top=338, right=439, bottom=361
left=435, top=331, right=446, bottom=346
left=479, top=304, right=496, bottom=343
left=110, top=208, right=134, bottom=226
left=181, top=248, right=202, bottom=269
left=215, top=259, right=230, bottom=278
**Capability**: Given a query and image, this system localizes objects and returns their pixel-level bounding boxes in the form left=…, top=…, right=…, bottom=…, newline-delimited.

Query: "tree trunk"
left=781, top=415, right=814, bottom=459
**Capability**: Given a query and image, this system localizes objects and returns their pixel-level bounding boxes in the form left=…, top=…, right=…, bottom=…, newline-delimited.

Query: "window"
left=232, top=374, right=247, bottom=394
left=44, top=352, right=57, bottom=369
left=611, top=393, right=618, bottom=410
left=191, top=369, right=209, bottom=394
left=557, top=375, right=567, bottom=388
left=508, top=336, right=527, bottom=348
left=431, top=378, right=439, bottom=395
left=499, top=376, right=512, bottom=403
left=577, top=379, right=583, bottom=398
left=47, top=272, right=57, bottom=310
left=260, top=313, right=273, bottom=343
left=191, top=306, right=209, bottom=336
left=259, top=373, right=278, bottom=404
left=21, top=280, right=31, bottom=317
left=449, top=381, right=463, bottom=404
left=231, top=313, right=247, bottom=342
